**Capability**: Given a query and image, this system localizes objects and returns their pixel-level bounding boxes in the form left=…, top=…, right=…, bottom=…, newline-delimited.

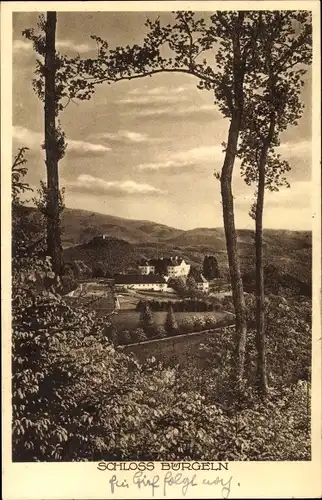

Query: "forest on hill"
left=21, top=205, right=312, bottom=295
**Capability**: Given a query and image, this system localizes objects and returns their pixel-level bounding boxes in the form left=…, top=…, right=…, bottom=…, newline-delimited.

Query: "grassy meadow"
left=111, top=309, right=233, bottom=332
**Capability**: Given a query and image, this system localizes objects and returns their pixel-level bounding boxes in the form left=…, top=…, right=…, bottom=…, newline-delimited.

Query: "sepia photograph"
left=2, top=1, right=321, bottom=497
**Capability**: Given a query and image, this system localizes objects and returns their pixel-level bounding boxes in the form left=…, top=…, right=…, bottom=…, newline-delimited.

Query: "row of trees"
left=140, top=302, right=179, bottom=336
left=105, top=303, right=180, bottom=343
left=22, top=10, right=312, bottom=395
left=136, top=298, right=222, bottom=312
left=108, top=305, right=225, bottom=346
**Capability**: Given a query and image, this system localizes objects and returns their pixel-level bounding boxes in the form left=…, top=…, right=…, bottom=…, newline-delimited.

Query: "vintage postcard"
left=1, top=1, right=321, bottom=499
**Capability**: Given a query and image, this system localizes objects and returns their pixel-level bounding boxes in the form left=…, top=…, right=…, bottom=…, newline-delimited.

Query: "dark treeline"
left=136, top=298, right=223, bottom=313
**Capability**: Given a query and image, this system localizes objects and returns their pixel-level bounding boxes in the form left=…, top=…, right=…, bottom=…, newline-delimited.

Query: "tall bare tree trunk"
left=255, top=155, right=268, bottom=395
left=255, top=115, right=275, bottom=396
left=44, top=12, right=62, bottom=274
left=221, top=115, right=247, bottom=383
left=220, top=14, right=249, bottom=384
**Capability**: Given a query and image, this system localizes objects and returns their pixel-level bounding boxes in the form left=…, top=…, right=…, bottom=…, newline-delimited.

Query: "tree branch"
left=178, top=13, right=195, bottom=66
left=81, top=65, right=216, bottom=86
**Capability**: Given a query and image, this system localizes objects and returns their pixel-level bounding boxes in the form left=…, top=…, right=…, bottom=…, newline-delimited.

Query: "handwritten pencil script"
left=108, top=471, right=233, bottom=498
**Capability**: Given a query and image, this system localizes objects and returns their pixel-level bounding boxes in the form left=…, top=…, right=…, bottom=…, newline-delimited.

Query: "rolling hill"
left=23, top=206, right=311, bottom=251
left=60, top=208, right=184, bottom=246
left=21, top=206, right=312, bottom=294
left=63, top=236, right=136, bottom=275
left=21, top=207, right=184, bottom=246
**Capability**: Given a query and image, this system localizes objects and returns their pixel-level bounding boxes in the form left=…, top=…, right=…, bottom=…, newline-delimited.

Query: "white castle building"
left=138, top=257, right=191, bottom=278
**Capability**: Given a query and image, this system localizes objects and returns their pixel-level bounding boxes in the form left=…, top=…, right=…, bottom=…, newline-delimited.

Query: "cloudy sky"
left=13, top=11, right=312, bottom=230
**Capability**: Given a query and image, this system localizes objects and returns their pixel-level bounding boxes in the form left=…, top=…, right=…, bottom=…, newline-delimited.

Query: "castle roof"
left=139, top=257, right=185, bottom=267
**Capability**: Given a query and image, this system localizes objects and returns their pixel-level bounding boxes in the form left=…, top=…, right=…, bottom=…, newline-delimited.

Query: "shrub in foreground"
left=205, top=315, right=217, bottom=330
left=192, top=315, right=206, bottom=332
left=179, top=318, right=195, bottom=334
left=164, top=306, right=179, bottom=336
left=139, top=302, right=156, bottom=336
left=150, top=325, right=167, bottom=339
left=130, top=328, right=147, bottom=344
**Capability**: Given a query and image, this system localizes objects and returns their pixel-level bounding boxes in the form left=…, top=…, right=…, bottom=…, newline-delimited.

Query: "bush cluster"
left=243, top=293, right=311, bottom=386
left=112, top=309, right=224, bottom=346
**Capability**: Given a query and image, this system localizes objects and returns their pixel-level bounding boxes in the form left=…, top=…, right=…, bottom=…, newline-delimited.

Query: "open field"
left=117, top=289, right=181, bottom=309
left=66, top=284, right=183, bottom=310
left=65, top=284, right=234, bottom=316
left=117, top=293, right=138, bottom=310
left=111, top=309, right=233, bottom=331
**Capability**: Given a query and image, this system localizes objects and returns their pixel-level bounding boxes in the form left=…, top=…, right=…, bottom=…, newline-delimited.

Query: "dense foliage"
left=242, top=264, right=312, bottom=297
left=138, top=301, right=156, bottom=338
left=63, top=236, right=136, bottom=275
left=115, top=314, right=229, bottom=345
left=164, top=305, right=179, bottom=336
left=203, top=255, right=220, bottom=279
left=136, top=298, right=216, bottom=312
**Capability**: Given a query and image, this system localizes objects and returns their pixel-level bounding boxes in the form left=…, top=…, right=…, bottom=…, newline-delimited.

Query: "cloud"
left=137, top=144, right=225, bottom=173
left=136, top=138, right=310, bottom=178
left=117, top=82, right=216, bottom=118
left=175, top=145, right=224, bottom=163
left=13, top=126, right=111, bottom=156
left=116, top=131, right=148, bottom=143
left=56, top=40, right=92, bottom=53
left=233, top=138, right=312, bottom=185
left=96, top=130, right=153, bottom=144
left=277, top=139, right=311, bottom=158
left=265, top=180, right=311, bottom=209
left=235, top=181, right=311, bottom=210
left=117, top=82, right=218, bottom=120
left=13, top=38, right=92, bottom=53
left=66, top=174, right=166, bottom=197
left=138, top=159, right=195, bottom=173
left=128, top=85, right=193, bottom=96
left=233, top=180, right=312, bottom=230
left=68, top=140, right=111, bottom=155
left=118, top=94, right=188, bottom=105
left=121, top=103, right=216, bottom=118
left=13, top=40, right=32, bottom=52
left=13, top=126, right=43, bottom=149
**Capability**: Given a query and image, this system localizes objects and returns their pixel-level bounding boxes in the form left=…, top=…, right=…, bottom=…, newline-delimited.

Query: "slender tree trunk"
left=255, top=155, right=268, bottom=395
left=218, top=13, right=249, bottom=385
left=221, top=115, right=247, bottom=383
left=44, top=11, right=62, bottom=274
left=255, top=115, right=275, bottom=396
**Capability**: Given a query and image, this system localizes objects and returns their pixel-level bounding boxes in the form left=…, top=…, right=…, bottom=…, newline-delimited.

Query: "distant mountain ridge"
left=25, top=206, right=311, bottom=249
left=22, top=206, right=311, bottom=294
left=60, top=208, right=185, bottom=246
